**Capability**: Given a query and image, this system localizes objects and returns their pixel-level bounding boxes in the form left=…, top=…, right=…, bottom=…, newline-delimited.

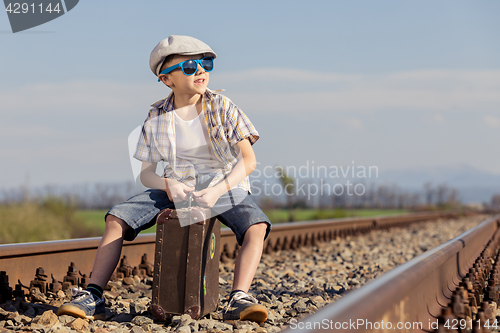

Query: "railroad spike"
left=0, top=271, right=13, bottom=303
left=62, top=262, right=80, bottom=291
left=480, top=301, right=494, bottom=321
left=139, top=253, right=154, bottom=277
left=13, top=280, right=25, bottom=299
left=436, top=307, right=458, bottom=333
left=451, top=294, right=465, bottom=320
left=79, top=271, right=89, bottom=289
left=48, top=274, right=62, bottom=293
left=116, top=255, right=133, bottom=278
left=29, top=267, right=47, bottom=294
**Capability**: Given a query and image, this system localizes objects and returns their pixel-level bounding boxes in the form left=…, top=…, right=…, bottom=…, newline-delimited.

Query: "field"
left=263, top=208, right=408, bottom=223
left=0, top=198, right=102, bottom=244
left=0, top=199, right=408, bottom=244
left=76, top=208, right=409, bottom=235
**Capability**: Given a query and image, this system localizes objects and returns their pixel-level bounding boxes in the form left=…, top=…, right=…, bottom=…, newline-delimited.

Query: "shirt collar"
left=151, top=88, right=225, bottom=112
left=204, top=88, right=224, bottom=100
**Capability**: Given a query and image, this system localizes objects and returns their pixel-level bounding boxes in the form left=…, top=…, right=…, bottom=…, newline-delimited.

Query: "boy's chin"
left=193, top=86, right=208, bottom=94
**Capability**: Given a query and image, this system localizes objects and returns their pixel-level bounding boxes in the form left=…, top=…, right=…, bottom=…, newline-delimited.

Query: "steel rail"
left=0, top=211, right=462, bottom=295
left=282, top=213, right=500, bottom=333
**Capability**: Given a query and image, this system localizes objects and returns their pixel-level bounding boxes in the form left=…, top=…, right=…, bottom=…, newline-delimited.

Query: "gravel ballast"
left=0, top=214, right=489, bottom=332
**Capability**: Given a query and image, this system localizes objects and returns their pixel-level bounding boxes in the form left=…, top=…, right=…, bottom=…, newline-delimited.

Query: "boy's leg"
left=57, top=214, right=131, bottom=320
left=205, top=189, right=272, bottom=322
left=232, top=222, right=268, bottom=292
left=223, top=222, right=269, bottom=323
left=88, top=215, right=131, bottom=288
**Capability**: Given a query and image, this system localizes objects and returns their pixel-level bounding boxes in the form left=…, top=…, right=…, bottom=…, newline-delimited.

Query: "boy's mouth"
left=194, top=78, right=205, bottom=85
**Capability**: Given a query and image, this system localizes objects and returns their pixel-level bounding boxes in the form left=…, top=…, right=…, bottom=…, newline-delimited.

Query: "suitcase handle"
left=158, top=208, right=208, bottom=225
left=190, top=207, right=207, bottom=225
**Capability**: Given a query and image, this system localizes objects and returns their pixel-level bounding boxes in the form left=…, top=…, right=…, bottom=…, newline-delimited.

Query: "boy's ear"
left=158, top=74, right=173, bottom=87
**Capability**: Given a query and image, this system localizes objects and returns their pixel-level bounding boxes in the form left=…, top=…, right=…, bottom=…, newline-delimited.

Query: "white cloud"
left=214, top=68, right=363, bottom=85
left=213, top=69, right=500, bottom=114
left=0, top=124, right=60, bottom=138
left=483, top=116, right=500, bottom=129
left=217, top=68, right=500, bottom=91
left=433, top=114, right=445, bottom=124
left=1, top=136, right=125, bottom=163
left=343, top=118, right=364, bottom=130
left=2, top=70, right=500, bottom=188
left=0, top=80, right=167, bottom=115
left=0, top=135, right=133, bottom=188
left=1, top=69, right=499, bottom=118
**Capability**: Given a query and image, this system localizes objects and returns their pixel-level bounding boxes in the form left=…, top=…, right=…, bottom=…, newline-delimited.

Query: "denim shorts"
left=106, top=187, right=271, bottom=245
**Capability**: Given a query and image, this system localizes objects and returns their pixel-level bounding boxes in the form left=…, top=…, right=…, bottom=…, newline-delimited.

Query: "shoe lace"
left=225, top=292, right=258, bottom=312
left=71, top=287, right=91, bottom=301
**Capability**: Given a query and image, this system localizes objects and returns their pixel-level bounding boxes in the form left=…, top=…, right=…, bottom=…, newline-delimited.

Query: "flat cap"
left=150, top=35, right=217, bottom=76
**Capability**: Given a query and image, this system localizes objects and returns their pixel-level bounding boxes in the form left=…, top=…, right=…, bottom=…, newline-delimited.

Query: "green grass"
left=0, top=198, right=102, bottom=244
left=345, top=209, right=409, bottom=217
left=76, top=208, right=409, bottom=233
left=262, top=208, right=409, bottom=223
left=74, top=210, right=108, bottom=233
left=0, top=203, right=408, bottom=244
left=75, top=210, right=158, bottom=234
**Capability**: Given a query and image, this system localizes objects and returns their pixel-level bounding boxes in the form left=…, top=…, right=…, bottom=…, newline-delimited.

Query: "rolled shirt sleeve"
left=224, top=98, right=259, bottom=146
left=133, top=112, right=163, bottom=162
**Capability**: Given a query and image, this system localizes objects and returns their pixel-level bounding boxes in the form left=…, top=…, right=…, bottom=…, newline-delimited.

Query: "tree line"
left=0, top=177, right=498, bottom=213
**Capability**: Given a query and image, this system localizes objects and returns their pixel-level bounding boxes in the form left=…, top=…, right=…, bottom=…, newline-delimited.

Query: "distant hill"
left=376, top=164, right=500, bottom=204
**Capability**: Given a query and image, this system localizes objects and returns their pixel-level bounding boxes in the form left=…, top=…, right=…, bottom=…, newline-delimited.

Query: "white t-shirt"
left=174, top=111, right=222, bottom=175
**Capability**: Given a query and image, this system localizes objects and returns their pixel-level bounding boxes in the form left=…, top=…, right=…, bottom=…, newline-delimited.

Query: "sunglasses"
left=157, top=57, right=214, bottom=81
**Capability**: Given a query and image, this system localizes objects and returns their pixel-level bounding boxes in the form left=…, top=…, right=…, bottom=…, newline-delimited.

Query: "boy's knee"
left=105, top=214, right=131, bottom=236
left=246, top=222, right=268, bottom=239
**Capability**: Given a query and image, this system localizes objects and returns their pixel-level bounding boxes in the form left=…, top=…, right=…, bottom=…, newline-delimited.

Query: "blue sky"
left=1, top=1, right=499, bottom=189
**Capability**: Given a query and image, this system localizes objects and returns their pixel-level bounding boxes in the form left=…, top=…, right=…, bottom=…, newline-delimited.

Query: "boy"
left=57, top=35, right=271, bottom=323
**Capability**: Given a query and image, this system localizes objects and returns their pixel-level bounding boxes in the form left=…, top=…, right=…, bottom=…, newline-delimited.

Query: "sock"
left=86, top=283, right=103, bottom=299
left=229, top=289, right=245, bottom=299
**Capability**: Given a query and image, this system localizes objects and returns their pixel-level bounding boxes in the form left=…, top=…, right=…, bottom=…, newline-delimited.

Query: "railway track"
left=0, top=211, right=485, bottom=333
left=0, top=211, right=459, bottom=293
left=283, top=213, right=500, bottom=333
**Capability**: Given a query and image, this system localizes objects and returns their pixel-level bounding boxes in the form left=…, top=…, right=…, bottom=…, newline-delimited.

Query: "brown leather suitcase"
left=150, top=207, right=221, bottom=321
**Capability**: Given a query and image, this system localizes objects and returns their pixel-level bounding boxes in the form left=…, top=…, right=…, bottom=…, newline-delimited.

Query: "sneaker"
left=57, top=288, right=106, bottom=320
left=223, top=291, right=268, bottom=323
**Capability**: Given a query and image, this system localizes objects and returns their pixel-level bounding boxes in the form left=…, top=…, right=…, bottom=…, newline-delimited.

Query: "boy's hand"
left=166, top=182, right=194, bottom=202
left=192, top=187, right=223, bottom=208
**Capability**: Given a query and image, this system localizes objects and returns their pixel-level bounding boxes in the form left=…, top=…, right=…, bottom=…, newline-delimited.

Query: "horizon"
left=2, top=163, right=498, bottom=205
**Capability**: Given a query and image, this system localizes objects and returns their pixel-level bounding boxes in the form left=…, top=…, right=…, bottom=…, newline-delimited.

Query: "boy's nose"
left=195, top=63, right=205, bottom=74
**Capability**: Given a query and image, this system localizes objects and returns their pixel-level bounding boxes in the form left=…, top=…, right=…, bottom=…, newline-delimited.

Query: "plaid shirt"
left=133, top=89, right=259, bottom=193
